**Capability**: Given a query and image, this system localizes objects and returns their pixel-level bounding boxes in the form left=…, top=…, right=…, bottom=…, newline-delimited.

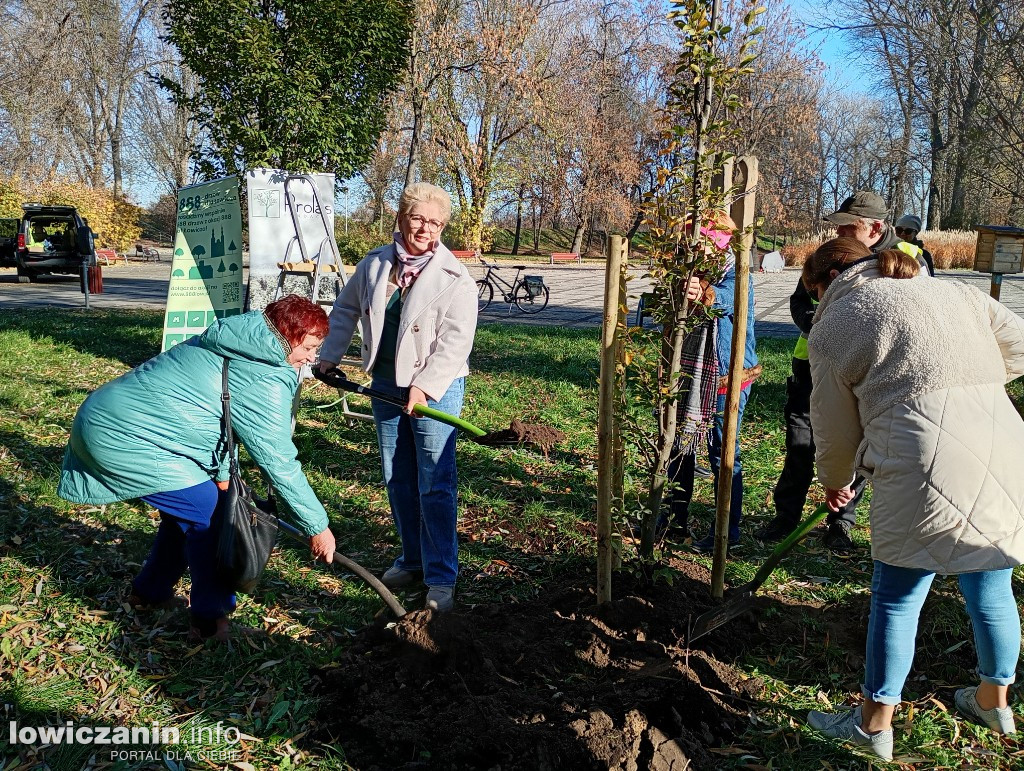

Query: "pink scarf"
left=394, top=232, right=435, bottom=289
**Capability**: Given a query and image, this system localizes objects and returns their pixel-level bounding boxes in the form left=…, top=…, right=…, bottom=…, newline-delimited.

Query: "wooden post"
left=597, top=235, right=627, bottom=603
left=612, top=239, right=628, bottom=569
left=991, top=273, right=1003, bottom=301
left=710, top=156, right=758, bottom=598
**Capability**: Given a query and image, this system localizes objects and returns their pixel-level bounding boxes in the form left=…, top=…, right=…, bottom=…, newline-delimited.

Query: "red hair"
left=264, top=295, right=329, bottom=347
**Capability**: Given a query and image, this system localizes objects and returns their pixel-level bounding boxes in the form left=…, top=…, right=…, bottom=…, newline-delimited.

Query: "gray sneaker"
left=425, top=586, right=454, bottom=613
left=381, top=566, right=421, bottom=589
left=807, top=705, right=894, bottom=761
left=955, top=686, right=1017, bottom=734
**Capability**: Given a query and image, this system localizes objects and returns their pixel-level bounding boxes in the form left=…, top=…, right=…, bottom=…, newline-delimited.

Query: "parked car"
left=0, top=217, right=17, bottom=267
left=13, top=203, right=96, bottom=283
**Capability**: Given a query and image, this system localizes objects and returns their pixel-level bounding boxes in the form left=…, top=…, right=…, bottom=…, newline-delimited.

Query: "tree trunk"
left=404, top=103, right=422, bottom=188
left=110, top=134, right=123, bottom=196
left=584, top=213, right=596, bottom=256
left=625, top=209, right=644, bottom=241
left=946, top=3, right=990, bottom=229
left=511, top=183, right=524, bottom=256
left=570, top=219, right=585, bottom=255
left=640, top=287, right=687, bottom=557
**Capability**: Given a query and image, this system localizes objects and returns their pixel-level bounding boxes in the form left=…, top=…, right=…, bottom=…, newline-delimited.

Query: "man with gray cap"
left=895, top=214, right=935, bottom=276
left=757, top=191, right=926, bottom=552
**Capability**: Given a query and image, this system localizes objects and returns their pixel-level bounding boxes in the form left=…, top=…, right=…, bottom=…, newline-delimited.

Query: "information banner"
left=245, top=168, right=335, bottom=310
left=161, top=177, right=244, bottom=351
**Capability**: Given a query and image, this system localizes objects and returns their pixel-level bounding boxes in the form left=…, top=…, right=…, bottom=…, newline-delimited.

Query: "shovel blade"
left=687, top=589, right=756, bottom=645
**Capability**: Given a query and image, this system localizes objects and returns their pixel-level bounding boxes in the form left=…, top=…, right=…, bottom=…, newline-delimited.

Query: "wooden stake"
left=597, top=235, right=627, bottom=603
left=711, top=156, right=758, bottom=598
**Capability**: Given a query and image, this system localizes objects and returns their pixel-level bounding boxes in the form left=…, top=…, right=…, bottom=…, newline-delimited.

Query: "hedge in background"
left=0, top=177, right=142, bottom=251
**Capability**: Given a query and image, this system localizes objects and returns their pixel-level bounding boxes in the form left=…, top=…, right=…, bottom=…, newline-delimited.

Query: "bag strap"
left=221, top=359, right=239, bottom=475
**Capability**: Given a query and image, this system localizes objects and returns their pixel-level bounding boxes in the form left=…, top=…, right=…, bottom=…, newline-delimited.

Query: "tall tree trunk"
left=625, top=209, right=644, bottom=241
left=946, top=3, right=991, bottom=229
left=511, top=183, right=524, bottom=256
left=532, top=194, right=540, bottom=252
left=570, top=219, right=585, bottom=254
left=110, top=134, right=123, bottom=196
left=404, top=100, right=423, bottom=188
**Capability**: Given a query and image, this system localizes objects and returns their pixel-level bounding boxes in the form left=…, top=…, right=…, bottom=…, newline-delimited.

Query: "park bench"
left=95, top=248, right=126, bottom=265
left=450, top=249, right=477, bottom=262
left=550, top=251, right=580, bottom=264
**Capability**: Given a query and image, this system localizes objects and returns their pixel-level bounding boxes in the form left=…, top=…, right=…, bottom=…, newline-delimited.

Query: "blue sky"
left=788, top=0, right=873, bottom=93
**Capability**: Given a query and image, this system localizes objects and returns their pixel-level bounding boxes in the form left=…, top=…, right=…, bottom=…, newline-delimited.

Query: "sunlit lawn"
left=1, top=308, right=1021, bottom=770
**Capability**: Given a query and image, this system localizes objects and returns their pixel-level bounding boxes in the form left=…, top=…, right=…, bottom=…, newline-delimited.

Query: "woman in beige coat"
left=319, top=183, right=478, bottom=613
left=801, top=238, right=1024, bottom=761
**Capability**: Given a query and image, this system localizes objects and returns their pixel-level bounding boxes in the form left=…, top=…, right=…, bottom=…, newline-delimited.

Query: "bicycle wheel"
left=513, top=281, right=549, bottom=314
left=476, top=278, right=493, bottom=312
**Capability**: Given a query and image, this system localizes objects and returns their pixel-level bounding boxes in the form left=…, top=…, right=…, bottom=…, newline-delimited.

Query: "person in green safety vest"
left=894, top=214, right=935, bottom=276
left=756, top=192, right=930, bottom=552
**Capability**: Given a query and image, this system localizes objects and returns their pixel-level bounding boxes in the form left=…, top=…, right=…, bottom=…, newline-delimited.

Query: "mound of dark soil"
left=312, top=562, right=769, bottom=770
left=478, top=419, right=565, bottom=453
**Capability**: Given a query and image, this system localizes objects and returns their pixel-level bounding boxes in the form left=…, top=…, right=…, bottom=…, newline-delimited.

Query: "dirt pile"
left=313, top=563, right=766, bottom=770
left=477, top=418, right=565, bottom=453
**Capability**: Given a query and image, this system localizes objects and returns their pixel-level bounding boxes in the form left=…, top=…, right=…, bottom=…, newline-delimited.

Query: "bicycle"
left=475, top=260, right=550, bottom=314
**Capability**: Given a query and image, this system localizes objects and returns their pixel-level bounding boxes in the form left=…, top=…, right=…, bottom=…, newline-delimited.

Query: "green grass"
left=1, top=307, right=1022, bottom=770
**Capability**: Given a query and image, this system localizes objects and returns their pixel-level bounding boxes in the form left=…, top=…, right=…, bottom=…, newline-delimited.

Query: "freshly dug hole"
left=311, top=565, right=766, bottom=770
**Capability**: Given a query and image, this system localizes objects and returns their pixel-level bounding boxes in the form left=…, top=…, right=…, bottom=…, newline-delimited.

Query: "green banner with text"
left=162, top=177, right=244, bottom=351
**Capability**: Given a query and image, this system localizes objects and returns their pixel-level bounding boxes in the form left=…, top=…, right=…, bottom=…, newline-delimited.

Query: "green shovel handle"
left=314, top=367, right=489, bottom=438
left=747, top=503, right=830, bottom=589
left=412, top=404, right=487, bottom=437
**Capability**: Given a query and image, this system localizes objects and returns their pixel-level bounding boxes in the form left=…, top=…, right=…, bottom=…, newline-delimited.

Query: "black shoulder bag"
left=212, top=360, right=279, bottom=594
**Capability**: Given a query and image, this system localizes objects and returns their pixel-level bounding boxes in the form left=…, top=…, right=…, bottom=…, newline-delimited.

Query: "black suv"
left=7, top=203, right=96, bottom=283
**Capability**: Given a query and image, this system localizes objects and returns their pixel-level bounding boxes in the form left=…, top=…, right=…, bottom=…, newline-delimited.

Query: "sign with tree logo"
left=245, top=168, right=336, bottom=310
left=161, top=176, right=244, bottom=351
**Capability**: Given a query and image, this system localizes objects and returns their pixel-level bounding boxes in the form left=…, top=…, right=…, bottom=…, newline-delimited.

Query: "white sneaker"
left=955, top=687, right=1017, bottom=734
left=807, top=705, right=894, bottom=761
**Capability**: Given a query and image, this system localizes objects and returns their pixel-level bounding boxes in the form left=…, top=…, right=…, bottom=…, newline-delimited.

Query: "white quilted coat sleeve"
left=984, top=294, right=1024, bottom=383
left=809, top=354, right=862, bottom=490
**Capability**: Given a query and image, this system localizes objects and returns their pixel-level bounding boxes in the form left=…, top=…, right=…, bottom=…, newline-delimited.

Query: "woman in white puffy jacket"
left=800, top=237, right=1024, bottom=761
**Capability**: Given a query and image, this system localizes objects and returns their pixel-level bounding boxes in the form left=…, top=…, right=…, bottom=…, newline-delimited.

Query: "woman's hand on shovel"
left=309, top=527, right=336, bottom=564
left=405, top=386, right=428, bottom=417
left=825, top=485, right=855, bottom=512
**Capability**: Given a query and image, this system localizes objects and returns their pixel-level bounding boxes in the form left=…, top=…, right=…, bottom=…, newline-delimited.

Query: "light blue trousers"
left=864, top=561, right=1020, bottom=705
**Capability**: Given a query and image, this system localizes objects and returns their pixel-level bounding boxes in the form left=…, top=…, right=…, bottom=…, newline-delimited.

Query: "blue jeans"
left=371, top=377, right=464, bottom=588
left=133, top=481, right=236, bottom=621
left=667, top=387, right=750, bottom=541
left=864, top=561, right=1020, bottom=705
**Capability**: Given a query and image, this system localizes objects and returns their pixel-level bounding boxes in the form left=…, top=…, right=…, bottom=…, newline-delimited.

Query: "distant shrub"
left=0, top=178, right=22, bottom=219
left=444, top=211, right=495, bottom=253
left=921, top=230, right=975, bottom=269
left=781, top=237, right=821, bottom=267
left=0, top=176, right=143, bottom=251
left=334, top=220, right=390, bottom=264
left=779, top=230, right=977, bottom=271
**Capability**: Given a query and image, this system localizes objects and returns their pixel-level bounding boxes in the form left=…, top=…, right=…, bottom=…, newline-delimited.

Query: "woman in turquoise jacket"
left=58, top=295, right=337, bottom=640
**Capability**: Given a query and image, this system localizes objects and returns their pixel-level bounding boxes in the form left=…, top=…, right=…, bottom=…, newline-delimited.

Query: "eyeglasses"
left=894, top=227, right=915, bottom=236
left=406, top=214, right=446, bottom=232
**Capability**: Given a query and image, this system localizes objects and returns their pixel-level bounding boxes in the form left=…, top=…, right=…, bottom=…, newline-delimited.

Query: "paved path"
left=3, top=258, right=1023, bottom=339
